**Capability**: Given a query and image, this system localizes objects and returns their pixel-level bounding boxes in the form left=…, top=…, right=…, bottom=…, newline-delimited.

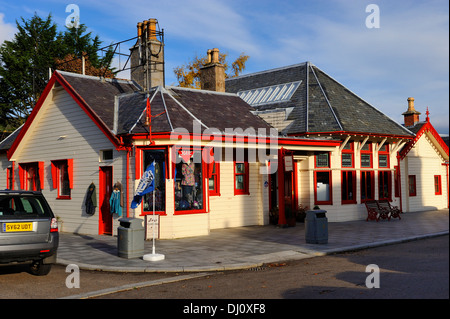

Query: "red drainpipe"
left=277, top=148, right=286, bottom=225
left=397, top=153, right=403, bottom=213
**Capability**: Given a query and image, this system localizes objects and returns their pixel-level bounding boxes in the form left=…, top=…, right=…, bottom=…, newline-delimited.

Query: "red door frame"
left=99, top=166, right=113, bottom=235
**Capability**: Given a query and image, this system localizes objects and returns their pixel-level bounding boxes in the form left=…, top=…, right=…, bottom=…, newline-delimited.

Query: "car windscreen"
left=0, top=195, right=53, bottom=220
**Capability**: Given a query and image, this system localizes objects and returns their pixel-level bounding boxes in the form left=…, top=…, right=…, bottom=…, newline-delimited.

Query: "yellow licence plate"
left=2, top=222, right=33, bottom=232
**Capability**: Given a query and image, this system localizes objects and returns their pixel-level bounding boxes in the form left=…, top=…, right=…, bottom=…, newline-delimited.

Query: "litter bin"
left=118, top=218, right=145, bottom=259
left=305, top=210, right=328, bottom=244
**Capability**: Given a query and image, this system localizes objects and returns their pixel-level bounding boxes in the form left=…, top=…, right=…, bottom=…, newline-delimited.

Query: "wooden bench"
left=365, top=200, right=390, bottom=221
left=378, top=200, right=401, bottom=220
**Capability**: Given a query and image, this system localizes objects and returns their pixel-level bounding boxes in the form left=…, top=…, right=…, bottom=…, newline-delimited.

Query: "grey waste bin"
left=305, top=210, right=328, bottom=244
left=118, top=218, right=145, bottom=259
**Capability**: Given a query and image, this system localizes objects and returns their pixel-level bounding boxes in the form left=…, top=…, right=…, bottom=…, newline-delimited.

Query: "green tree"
left=0, top=13, right=114, bottom=131
left=174, top=52, right=249, bottom=89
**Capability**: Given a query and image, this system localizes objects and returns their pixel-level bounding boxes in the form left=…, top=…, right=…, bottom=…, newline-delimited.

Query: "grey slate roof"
left=58, top=71, right=272, bottom=137
left=226, top=62, right=414, bottom=137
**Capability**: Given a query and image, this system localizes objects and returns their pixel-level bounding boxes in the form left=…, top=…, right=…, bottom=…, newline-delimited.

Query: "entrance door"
left=99, top=166, right=113, bottom=235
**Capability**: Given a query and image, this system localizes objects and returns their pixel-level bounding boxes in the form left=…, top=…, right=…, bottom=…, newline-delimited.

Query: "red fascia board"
left=7, top=71, right=121, bottom=160
left=130, top=132, right=341, bottom=147
left=400, top=122, right=449, bottom=159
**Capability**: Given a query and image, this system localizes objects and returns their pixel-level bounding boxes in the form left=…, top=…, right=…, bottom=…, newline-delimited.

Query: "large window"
left=378, top=171, right=391, bottom=200
left=142, top=149, right=166, bottom=213
left=315, top=171, right=332, bottom=205
left=361, top=171, right=374, bottom=201
left=174, top=149, right=204, bottom=212
left=341, top=171, right=356, bottom=204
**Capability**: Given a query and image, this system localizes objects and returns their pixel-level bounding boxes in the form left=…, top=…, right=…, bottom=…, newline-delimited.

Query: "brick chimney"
left=402, top=97, right=421, bottom=127
left=200, top=48, right=225, bottom=92
left=130, top=19, right=165, bottom=90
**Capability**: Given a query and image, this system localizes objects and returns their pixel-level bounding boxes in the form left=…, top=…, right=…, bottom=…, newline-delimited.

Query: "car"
left=0, top=190, right=59, bottom=276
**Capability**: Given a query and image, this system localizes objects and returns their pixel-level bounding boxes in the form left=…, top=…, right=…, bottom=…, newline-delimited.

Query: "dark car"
left=0, top=191, right=59, bottom=275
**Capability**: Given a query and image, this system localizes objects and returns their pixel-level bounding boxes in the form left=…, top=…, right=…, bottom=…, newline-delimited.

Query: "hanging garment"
left=85, top=183, right=97, bottom=215
left=110, top=190, right=122, bottom=217
left=113, top=182, right=124, bottom=207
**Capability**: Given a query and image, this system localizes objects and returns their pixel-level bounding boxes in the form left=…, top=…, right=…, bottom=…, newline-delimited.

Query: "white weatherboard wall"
left=10, top=87, right=127, bottom=235
left=209, top=162, right=266, bottom=230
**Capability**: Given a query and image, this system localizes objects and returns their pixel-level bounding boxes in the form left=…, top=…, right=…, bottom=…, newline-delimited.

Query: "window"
left=6, top=166, right=13, bottom=190
left=434, top=175, right=442, bottom=195
left=19, top=162, right=44, bottom=191
left=341, top=171, right=356, bottom=204
left=361, top=171, right=374, bottom=201
left=142, top=149, right=166, bottom=213
left=174, top=149, right=204, bottom=212
left=341, top=141, right=354, bottom=168
left=234, top=162, right=249, bottom=195
left=100, top=149, right=114, bottom=162
left=360, top=142, right=372, bottom=168
left=208, top=162, right=220, bottom=196
left=315, top=171, right=332, bottom=205
left=394, top=166, right=400, bottom=197
left=378, top=144, right=389, bottom=168
left=378, top=171, right=391, bottom=200
left=408, top=175, right=416, bottom=197
left=51, top=159, right=73, bottom=199
left=315, top=153, right=330, bottom=168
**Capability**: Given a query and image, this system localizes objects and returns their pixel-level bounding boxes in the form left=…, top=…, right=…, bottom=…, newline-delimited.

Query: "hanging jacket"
left=85, top=183, right=97, bottom=215
left=110, top=189, right=122, bottom=217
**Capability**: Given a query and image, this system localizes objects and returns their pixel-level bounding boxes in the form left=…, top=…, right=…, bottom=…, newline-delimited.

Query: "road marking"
left=60, top=272, right=211, bottom=299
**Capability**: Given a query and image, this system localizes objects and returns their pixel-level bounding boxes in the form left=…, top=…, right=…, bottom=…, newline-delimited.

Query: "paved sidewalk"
left=57, top=209, right=449, bottom=273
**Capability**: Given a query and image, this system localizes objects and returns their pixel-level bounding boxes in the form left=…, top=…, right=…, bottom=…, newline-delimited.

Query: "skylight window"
left=237, top=81, right=301, bottom=106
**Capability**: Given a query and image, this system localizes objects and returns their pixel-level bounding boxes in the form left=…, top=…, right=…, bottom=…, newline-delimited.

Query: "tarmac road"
left=1, top=235, right=446, bottom=300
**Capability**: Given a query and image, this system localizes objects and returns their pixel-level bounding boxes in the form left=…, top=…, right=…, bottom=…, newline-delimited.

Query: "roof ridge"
left=225, top=62, right=311, bottom=81
left=56, top=70, right=139, bottom=88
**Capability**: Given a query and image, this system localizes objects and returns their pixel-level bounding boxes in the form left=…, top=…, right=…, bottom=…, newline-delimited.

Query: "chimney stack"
left=200, top=48, right=225, bottom=92
left=130, top=19, right=165, bottom=90
left=402, top=97, right=421, bottom=127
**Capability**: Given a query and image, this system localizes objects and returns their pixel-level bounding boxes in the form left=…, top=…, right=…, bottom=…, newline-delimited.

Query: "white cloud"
left=0, top=12, right=17, bottom=45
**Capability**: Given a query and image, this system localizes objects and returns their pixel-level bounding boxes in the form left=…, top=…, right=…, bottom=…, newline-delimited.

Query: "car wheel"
left=29, top=260, right=52, bottom=276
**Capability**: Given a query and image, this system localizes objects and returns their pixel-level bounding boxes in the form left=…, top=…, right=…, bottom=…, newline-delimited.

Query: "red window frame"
left=51, top=159, right=73, bottom=199
left=341, top=142, right=354, bottom=168
left=361, top=170, right=374, bottom=202
left=6, top=165, right=14, bottom=190
left=360, top=142, right=372, bottom=168
left=408, top=175, right=416, bottom=197
left=208, top=162, right=220, bottom=196
left=394, top=166, right=400, bottom=197
left=314, top=170, right=332, bottom=205
left=341, top=170, right=356, bottom=204
left=315, top=152, right=330, bottom=168
left=434, top=175, right=442, bottom=195
left=19, top=162, right=44, bottom=191
left=234, top=161, right=249, bottom=195
left=378, top=170, right=392, bottom=201
left=378, top=144, right=390, bottom=168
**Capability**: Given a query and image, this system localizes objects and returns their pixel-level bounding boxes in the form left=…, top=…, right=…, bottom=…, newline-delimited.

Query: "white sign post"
left=143, top=165, right=165, bottom=262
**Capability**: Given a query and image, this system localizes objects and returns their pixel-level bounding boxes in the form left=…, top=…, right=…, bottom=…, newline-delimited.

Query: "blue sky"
left=1, top=0, right=448, bottom=134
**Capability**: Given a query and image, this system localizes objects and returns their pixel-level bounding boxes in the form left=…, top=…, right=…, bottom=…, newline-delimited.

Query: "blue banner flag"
left=131, top=161, right=155, bottom=209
